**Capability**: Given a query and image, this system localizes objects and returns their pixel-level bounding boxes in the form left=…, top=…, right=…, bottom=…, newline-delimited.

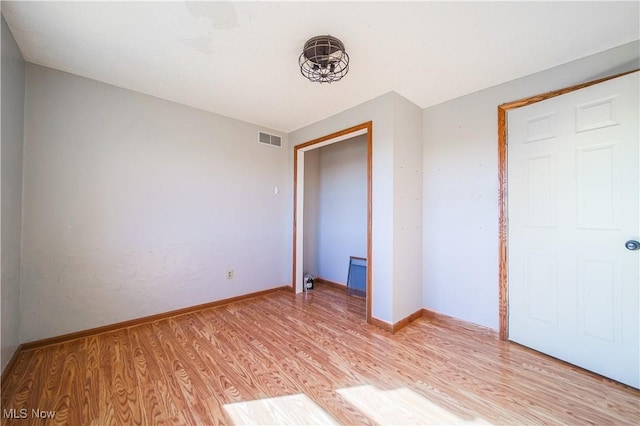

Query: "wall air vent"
left=258, top=131, right=282, bottom=148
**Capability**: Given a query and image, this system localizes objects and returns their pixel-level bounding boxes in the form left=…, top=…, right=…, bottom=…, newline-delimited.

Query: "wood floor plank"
left=138, top=322, right=198, bottom=425
left=49, top=339, right=84, bottom=425
left=96, top=330, right=144, bottom=426
left=0, top=349, right=35, bottom=409
left=162, top=316, right=236, bottom=425
left=1, top=283, right=638, bottom=425
left=128, top=326, right=173, bottom=426
left=1, top=349, right=44, bottom=419
left=81, top=336, right=102, bottom=423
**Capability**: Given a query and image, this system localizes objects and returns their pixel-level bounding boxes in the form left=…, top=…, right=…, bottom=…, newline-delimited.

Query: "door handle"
left=625, top=240, right=640, bottom=251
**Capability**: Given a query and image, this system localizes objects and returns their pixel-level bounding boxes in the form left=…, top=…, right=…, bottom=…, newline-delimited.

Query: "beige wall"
left=20, top=64, right=290, bottom=342
left=392, top=95, right=423, bottom=323
left=303, top=148, right=320, bottom=278
left=1, top=16, right=25, bottom=372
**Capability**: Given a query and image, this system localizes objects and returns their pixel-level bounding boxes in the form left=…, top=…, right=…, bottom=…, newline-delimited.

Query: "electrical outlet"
left=226, top=269, right=233, bottom=280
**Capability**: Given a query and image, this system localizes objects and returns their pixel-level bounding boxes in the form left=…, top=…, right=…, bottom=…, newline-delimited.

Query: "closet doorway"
left=293, top=122, right=372, bottom=320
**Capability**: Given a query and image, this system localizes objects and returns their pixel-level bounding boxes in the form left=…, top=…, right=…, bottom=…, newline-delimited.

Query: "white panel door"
left=508, top=72, right=639, bottom=388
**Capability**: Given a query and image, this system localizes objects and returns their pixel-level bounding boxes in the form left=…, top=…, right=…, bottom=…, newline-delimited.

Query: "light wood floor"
left=1, top=284, right=638, bottom=425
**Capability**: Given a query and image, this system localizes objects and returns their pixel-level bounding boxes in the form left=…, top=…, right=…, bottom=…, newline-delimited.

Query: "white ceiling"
left=2, top=1, right=639, bottom=133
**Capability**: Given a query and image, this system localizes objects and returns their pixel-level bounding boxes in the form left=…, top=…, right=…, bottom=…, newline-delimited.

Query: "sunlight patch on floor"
left=223, top=393, right=339, bottom=425
left=337, top=385, right=493, bottom=425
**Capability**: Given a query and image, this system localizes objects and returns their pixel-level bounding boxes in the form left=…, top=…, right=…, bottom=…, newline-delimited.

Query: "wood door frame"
left=498, top=69, right=639, bottom=341
left=293, top=121, right=373, bottom=320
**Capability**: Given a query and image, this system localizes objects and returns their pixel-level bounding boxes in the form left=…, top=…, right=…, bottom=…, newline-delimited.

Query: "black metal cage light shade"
left=299, top=35, right=349, bottom=83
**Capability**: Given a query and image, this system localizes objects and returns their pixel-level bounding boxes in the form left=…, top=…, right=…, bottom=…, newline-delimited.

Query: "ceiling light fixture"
left=299, top=35, right=349, bottom=83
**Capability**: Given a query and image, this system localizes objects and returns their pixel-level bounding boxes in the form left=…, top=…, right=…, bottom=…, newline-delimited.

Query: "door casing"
left=292, top=122, right=373, bottom=321
left=497, top=69, right=639, bottom=341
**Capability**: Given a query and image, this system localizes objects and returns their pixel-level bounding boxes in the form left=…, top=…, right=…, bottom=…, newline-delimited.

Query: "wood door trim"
left=292, top=121, right=373, bottom=321
left=498, top=69, right=639, bottom=341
